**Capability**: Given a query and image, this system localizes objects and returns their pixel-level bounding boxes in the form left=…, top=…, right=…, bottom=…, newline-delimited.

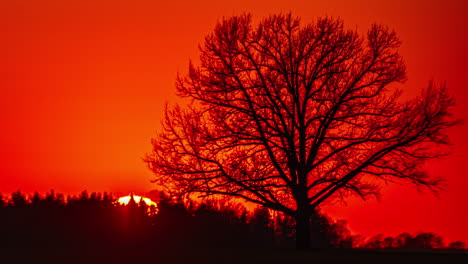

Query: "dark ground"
left=2, top=247, right=467, bottom=264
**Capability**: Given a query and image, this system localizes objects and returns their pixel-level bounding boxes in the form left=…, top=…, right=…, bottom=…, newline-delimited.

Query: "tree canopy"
left=145, top=13, right=458, bottom=249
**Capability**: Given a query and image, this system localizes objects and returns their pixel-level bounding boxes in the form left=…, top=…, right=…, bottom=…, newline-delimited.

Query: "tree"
left=362, top=232, right=446, bottom=249
left=0, top=194, right=5, bottom=207
left=145, top=13, right=458, bottom=249
left=10, top=190, right=28, bottom=207
left=448, top=241, right=465, bottom=249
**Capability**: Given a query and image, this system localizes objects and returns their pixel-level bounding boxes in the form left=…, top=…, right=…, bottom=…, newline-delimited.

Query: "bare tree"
left=145, top=13, right=458, bottom=249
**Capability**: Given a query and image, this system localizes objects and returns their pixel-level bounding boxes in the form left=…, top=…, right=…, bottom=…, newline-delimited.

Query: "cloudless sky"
left=1, top=0, right=467, bottom=243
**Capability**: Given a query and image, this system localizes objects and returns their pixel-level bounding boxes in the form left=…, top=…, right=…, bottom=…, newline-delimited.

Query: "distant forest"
left=0, top=190, right=465, bottom=250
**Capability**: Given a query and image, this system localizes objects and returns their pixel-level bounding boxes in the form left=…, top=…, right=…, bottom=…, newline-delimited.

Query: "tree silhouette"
left=361, top=231, right=455, bottom=250
left=449, top=241, right=466, bottom=249
left=145, top=13, right=458, bottom=249
left=10, top=190, right=28, bottom=207
left=0, top=194, right=6, bottom=207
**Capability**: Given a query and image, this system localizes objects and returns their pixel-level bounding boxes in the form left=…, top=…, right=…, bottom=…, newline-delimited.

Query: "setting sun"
left=117, top=195, right=158, bottom=215
left=117, top=195, right=157, bottom=206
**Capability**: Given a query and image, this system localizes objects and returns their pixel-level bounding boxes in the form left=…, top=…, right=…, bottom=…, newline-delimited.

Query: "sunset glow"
left=1, top=0, right=467, bottom=246
left=117, top=195, right=157, bottom=207
left=117, top=195, right=158, bottom=215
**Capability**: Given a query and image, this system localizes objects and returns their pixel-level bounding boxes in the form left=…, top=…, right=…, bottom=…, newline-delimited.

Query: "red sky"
left=1, top=0, right=467, bottom=243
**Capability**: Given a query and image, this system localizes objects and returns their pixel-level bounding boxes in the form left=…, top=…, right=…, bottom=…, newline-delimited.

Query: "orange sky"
left=1, top=0, right=467, bottom=243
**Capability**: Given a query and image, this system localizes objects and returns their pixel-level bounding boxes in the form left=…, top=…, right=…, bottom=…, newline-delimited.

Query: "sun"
left=116, top=195, right=158, bottom=214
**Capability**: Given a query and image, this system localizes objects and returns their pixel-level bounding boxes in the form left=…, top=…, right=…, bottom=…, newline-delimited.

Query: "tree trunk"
left=295, top=211, right=311, bottom=250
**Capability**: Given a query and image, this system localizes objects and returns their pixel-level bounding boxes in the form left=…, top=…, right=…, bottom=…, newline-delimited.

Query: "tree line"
left=0, top=190, right=464, bottom=251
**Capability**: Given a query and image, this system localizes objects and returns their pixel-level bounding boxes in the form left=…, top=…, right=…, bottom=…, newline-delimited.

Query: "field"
left=2, top=247, right=467, bottom=264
